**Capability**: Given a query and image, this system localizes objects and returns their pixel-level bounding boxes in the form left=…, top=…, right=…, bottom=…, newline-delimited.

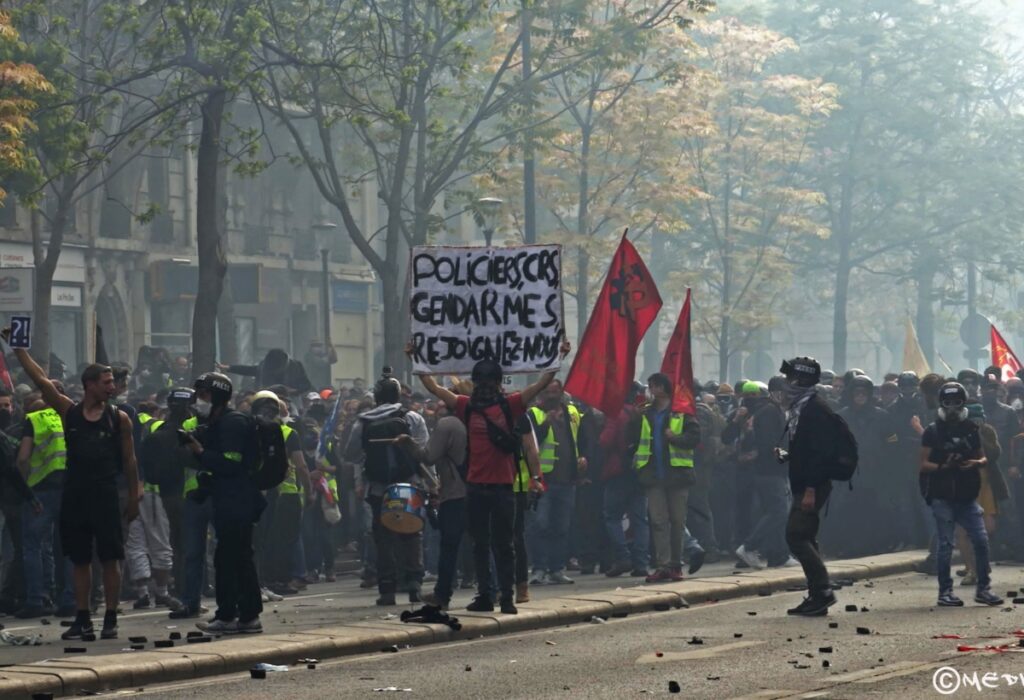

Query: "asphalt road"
left=105, top=565, right=1024, bottom=699
left=0, top=558, right=746, bottom=666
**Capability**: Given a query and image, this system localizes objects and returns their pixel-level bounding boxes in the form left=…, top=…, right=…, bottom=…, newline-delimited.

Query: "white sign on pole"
left=0, top=268, right=34, bottom=312
left=409, top=244, right=564, bottom=375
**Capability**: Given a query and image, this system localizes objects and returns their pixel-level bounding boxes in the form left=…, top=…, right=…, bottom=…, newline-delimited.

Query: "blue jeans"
left=603, top=474, right=649, bottom=570
left=743, top=475, right=791, bottom=565
left=931, top=499, right=990, bottom=593
left=181, top=496, right=213, bottom=610
left=21, top=489, right=72, bottom=608
left=434, top=498, right=465, bottom=603
left=527, top=482, right=575, bottom=573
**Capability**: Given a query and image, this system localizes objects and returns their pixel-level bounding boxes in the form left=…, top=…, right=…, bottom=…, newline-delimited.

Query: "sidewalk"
left=0, top=551, right=927, bottom=697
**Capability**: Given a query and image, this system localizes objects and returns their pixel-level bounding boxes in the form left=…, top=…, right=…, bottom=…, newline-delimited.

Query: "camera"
left=382, top=366, right=394, bottom=378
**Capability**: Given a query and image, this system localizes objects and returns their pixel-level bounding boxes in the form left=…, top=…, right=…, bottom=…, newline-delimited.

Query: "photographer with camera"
left=920, top=382, right=1003, bottom=608
left=182, top=373, right=266, bottom=634
left=414, top=339, right=569, bottom=615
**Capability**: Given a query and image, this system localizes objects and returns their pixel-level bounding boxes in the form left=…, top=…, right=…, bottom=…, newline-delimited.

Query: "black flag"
left=96, top=324, right=109, bottom=365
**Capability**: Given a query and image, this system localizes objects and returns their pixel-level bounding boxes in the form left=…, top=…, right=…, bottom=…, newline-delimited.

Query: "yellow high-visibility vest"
left=27, top=408, right=66, bottom=488
left=634, top=413, right=694, bottom=470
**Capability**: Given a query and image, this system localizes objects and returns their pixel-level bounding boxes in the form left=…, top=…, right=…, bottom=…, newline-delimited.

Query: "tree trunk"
left=217, top=266, right=238, bottom=365
left=381, top=266, right=404, bottom=377
left=914, top=258, right=936, bottom=367
left=30, top=210, right=54, bottom=372
left=190, top=88, right=228, bottom=378
left=642, top=232, right=667, bottom=376
left=833, top=245, right=851, bottom=372
left=718, top=264, right=731, bottom=383
left=576, top=124, right=591, bottom=342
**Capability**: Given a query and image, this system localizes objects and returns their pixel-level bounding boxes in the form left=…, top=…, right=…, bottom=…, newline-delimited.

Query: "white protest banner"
left=409, top=244, right=564, bottom=375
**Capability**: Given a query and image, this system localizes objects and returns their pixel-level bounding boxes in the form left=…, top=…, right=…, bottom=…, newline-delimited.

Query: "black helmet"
left=897, top=371, right=919, bottom=389
left=471, top=359, right=503, bottom=384
left=849, top=375, right=874, bottom=393
left=194, top=372, right=233, bottom=404
left=167, top=387, right=196, bottom=407
left=780, top=356, right=821, bottom=387
left=373, top=376, right=402, bottom=405
left=957, top=368, right=981, bottom=384
left=938, top=382, right=968, bottom=408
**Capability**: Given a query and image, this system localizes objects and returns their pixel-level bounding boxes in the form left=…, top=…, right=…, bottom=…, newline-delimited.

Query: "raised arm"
left=5, top=340, right=73, bottom=418
left=521, top=339, right=572, bottom=407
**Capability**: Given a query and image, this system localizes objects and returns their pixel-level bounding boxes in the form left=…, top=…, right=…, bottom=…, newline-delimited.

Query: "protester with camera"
left=920, top=382, right=1003, bottom=608
left=414, top=339, right=570, bottom=615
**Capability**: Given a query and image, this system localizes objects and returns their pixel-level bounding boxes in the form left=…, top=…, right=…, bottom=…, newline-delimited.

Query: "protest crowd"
left=1, top=241, right=1022, bottom=638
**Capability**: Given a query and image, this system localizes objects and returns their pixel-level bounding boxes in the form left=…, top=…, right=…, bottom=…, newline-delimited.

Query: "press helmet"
left=194, top=372, right=233, bottom=405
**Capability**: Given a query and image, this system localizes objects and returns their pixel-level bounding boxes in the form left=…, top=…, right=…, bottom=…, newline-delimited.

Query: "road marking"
left=636, top=640, right=765, bottom=663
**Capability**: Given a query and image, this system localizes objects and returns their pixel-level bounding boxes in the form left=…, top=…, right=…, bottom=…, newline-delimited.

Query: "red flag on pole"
left=661, top=288, right=696, bottom=415
left=991, top=324, right=1022, bottom=381
left=565, top=231, right=662, bottom=416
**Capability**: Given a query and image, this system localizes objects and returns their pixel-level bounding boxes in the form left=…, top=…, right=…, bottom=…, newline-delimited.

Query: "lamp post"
left=312, top=220, right=338, bottom=351
left=476, top=197, right=503, bottom=246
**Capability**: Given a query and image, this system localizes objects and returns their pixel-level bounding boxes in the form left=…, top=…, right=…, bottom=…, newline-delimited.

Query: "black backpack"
left=141, top=421, right=190, bottom=491
left=824, top=410, right=859, bottom=482
left=249, top=415, right=290, bottom=490
left=361, top=409, right=419, bottom=484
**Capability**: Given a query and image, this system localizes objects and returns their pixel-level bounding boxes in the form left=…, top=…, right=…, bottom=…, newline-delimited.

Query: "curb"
left=0, top=551, right=926, bottom=697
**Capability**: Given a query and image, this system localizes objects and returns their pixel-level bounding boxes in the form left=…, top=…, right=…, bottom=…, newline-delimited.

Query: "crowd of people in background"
left=2, top=338, right=1023, bottom=635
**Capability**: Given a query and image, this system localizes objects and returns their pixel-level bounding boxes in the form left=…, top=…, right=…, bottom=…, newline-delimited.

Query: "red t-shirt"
left=455, top=393, right=527, bottom=485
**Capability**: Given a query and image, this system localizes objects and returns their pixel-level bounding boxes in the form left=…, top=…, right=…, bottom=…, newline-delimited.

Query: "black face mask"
left=0, top=410, right=13, bottom=429
left=302, top=435, right=320, bottom=451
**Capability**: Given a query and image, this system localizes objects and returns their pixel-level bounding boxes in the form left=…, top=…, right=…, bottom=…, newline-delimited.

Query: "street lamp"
left=312, top=219, right=338, bottom=352
left=477, top=197, right=503, bottom=246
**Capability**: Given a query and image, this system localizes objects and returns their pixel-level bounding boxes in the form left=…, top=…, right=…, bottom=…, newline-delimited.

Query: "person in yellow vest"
left=129, top=389, right=198, bottom=612
left=255, top=392, right=309, bottom=596
left=7, top=334, right=141, bottom=642
left=628, top=372, right=701, bottom=584
left=525, top=379, right=587, bottom=586
left=14, top=395, right=74, bottom=619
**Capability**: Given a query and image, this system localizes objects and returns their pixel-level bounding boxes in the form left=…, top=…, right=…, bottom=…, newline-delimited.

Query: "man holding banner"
left=409, top=243, right=568, bottom=615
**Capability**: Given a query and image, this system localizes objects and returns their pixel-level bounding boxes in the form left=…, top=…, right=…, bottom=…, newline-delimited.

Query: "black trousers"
left=434, top=498, right=466, bottom=603
left=213, top=519, right=262, bottom=623
left=466, top=484, right=515, bottom=602
left=0, top=505, right=24, bottom=606
left=514, top=492, right=529, bottom=585
left=264, top=493, right=302, bottom=584
left=785, top=483, right=832, bottom=598
left=367, top=495, right=423, bottom=594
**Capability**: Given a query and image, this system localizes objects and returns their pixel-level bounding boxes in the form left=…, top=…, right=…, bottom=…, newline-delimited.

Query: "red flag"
left=662, top=288, right=696, bottom=415
left=565, top=232, right=662, bottom=416
left=0, top=353, right=13, bottom=392
left=991, top=324, right=1022, bottom=381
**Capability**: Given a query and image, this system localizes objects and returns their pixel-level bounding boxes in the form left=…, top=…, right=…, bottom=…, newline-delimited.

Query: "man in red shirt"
left=416, top=340, right=569, bottom=614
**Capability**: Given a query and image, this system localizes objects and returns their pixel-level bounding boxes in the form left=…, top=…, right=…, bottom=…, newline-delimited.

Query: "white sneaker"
left=781, top=557, right=801, bottom=568
left=529, top=571, right=547, bottom=585
left=261, top=587, right=283, bottom=602
left=261, top=590, right=270, bottom=603
left=196, top=618, right=237, bottom=634
left=735, top=545, right=767, bottom=570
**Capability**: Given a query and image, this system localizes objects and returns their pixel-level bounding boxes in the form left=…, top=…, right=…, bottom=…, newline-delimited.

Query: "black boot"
left=376, top=581, right=396, bottom=606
